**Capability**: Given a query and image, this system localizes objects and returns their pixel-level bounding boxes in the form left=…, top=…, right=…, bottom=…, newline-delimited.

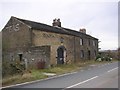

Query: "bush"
left=95, top=54, right=102, bottom=61
left=2, top=60, right=25, bottom=77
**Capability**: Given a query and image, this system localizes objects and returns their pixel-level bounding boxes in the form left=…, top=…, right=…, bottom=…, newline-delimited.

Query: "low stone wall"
left=2, top=45, right=50, bottom=73
left=25, top=46, right=50, bottom=69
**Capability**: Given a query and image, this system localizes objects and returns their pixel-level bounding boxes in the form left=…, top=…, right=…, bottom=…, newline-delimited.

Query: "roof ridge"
left=11, top=16, right=98, bottom=40
left=15, top=16, right=64, bottom=30
left=15, top=17, right=49, bottom=26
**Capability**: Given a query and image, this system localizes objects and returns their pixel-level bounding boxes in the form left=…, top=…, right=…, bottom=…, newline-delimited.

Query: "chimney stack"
left=80, top=28, right=86, bottom=34
left=52, top=18, right=61, bottom=27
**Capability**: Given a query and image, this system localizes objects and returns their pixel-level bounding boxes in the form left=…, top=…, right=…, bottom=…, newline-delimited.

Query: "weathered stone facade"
left=2, top=16, right=98, bottom=69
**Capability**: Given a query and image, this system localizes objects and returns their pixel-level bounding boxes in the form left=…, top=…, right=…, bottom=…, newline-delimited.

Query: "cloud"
left=0, top=0, right=118, bottom=50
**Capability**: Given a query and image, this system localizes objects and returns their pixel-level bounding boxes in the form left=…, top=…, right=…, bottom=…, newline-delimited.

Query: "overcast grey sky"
left=0, top=0, right=119, bottom=50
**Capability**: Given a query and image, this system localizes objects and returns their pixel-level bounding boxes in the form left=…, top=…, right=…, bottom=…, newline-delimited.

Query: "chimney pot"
left=80, top=28, right=86, bottom=34
left=52, top=18, right=61, bottom=27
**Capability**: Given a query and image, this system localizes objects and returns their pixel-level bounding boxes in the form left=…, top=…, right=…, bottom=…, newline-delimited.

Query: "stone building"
left=2, top=16, right=98, bottom=69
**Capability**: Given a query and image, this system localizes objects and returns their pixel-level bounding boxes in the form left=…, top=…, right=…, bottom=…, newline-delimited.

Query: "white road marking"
left=107, top=67, right=118, bottom=73
left=65, top=76, right=98, bottom=88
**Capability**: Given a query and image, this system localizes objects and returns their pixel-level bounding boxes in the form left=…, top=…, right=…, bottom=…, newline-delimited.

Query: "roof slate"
left=16, top=17, right=98, bottom=40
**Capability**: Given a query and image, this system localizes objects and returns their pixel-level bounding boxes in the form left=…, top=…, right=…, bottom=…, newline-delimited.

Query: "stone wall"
left=74, top=36, right=98, bottom=62
left=32, top=29, right=98, bottom=65
left=2, top=17, right=32, bottom=53
left=2, top=17, right=50, bottom=69
left=32, top=29, right=75, bottom=65
left=25, top=46, right=50, bottom=69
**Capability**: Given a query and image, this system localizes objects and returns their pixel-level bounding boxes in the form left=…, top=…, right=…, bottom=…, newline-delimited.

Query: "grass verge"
left=2, top=59, right=118, bottom=87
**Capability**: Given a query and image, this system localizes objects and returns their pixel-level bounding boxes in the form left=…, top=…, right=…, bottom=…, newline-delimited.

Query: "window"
left=93, top=40, right=96, bottom=46
left=18, top=53, right=23, bottom=61
left=80, top=50, right=84, bottom=58
left=88, top=50, right=91, bottom=60
left=80, top=38, right=83, bottom=45
left=88, top=39, right=90, bottom=46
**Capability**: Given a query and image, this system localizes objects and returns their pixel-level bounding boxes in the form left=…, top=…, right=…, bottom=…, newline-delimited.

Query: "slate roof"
left=16, top=17, right=98, bottom=40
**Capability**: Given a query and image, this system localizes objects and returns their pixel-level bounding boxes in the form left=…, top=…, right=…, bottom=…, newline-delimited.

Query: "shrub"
left=2, top=60, right=25, bottom=77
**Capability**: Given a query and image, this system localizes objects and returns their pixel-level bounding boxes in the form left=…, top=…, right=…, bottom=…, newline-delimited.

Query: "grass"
left=2, top=59, right=118, bottom=87
left=2, top=71, right=47, bottom=87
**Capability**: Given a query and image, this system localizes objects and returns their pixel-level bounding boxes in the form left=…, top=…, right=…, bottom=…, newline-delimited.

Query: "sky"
left=0, top=0, right=119, bottom=50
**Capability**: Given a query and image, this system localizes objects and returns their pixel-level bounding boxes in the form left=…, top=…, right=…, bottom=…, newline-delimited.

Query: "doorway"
left=88, top=50, right=91, bottom=60
left=18, top=53, right=23, bottom=61
left=57, top=46, right=66, bottom=64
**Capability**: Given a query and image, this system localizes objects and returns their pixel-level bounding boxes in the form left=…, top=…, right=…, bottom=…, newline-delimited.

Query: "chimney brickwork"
left=52, top=18, right=61, bottom=27
left=80, top=28, right=86, bottom=34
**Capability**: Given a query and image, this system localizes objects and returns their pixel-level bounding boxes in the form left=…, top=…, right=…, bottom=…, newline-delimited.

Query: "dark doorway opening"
left=57, top=46, right=66, bottom=64
left=18, top=53, right=23, bottom=61
left=88, top=50, right=91, bottom=60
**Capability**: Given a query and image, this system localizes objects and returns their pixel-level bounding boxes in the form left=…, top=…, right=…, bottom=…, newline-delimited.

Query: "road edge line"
left=2, top=71, right=77, bottom=89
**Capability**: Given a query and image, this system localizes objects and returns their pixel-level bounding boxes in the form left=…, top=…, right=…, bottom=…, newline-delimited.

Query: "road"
left=2, top=61, right=119, bottom=89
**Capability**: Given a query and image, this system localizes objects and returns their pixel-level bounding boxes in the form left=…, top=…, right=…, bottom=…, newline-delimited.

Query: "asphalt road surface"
left=3, top=61, right=119, bottom=89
